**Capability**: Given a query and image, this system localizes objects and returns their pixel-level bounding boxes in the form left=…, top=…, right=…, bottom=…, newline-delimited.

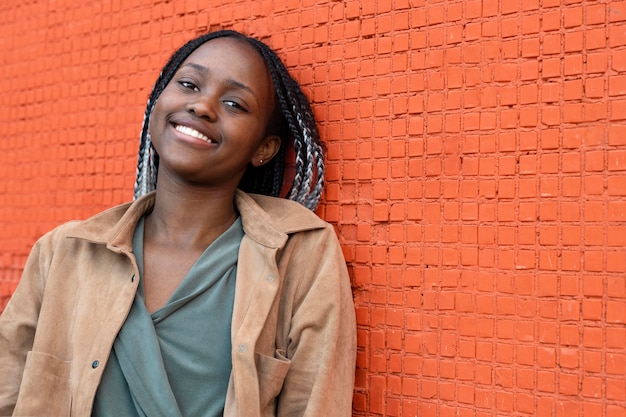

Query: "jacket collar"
left=66, top=190, right=327, bottom=251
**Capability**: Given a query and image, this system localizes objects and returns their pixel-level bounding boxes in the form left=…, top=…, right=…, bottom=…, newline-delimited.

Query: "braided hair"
left=133, top=30, right=325, bottom=210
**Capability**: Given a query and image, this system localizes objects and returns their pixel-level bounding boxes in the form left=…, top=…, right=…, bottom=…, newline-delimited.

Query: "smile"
left=174, top=124, right=214, bottom=143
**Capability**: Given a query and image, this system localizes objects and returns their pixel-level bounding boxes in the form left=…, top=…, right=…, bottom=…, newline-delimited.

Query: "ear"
left=251, top=135, right=281, bottom=167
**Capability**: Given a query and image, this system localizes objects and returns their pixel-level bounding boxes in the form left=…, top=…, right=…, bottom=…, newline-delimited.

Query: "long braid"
left=247, top=44, right=306, bottom=200
left=251, top=41, right=324, bottom=208
left=134, top=30, right=325, bottom=210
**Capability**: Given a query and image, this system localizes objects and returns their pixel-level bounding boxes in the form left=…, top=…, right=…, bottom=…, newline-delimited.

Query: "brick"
left=585, top=77, right=605, bottom=99
left=606, top=352, right=626, bottom=375
left=542, top=10, right=561, bottom=31
left=610, top=75, right=626, bottom=97
left=542, top=57, right=561, bottom=79
left=543, top=34, right=562, bottom=55
left=608, top=150, right=626, bottom=171
left=564, top=6, right=583, bottom=27
left=586, top=55, right=608, bottom=79
left=607, top=301, right=626, bottom=323
left=521, top=60, right=540, bottom=80
left=541, top=82, right=560, bottom=102
left=564, top=55, right=584, bottom=76
left=537, top=372, right=556, bottom=393
left=609, top=125, right=626, bottom=145
left=564, top=31, right=583, bottom=52
left=608, top=175, right=626, bottom=195
left=559, top=372, right=580, bottom=396
left=610, top=24, right=626, bottom=47
left=586, top=27, right=607, bottom=50
left=608, top=252, right=626, bottom=272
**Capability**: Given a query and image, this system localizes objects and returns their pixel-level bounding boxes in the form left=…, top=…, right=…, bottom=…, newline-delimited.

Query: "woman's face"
left=149, top=37, right=279, bottom=190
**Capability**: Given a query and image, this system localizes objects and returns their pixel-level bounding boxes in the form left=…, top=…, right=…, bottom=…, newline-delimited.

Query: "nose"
left=186, top=94, right=217, bottom=121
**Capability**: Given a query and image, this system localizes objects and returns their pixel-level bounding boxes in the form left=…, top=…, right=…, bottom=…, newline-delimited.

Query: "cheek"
left=148, top=101, right=166, bottom=140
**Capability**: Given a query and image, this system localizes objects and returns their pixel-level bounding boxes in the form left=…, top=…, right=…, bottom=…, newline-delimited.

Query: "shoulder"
left=35, top=202, right=124, bottom=238
left=37, top=193, right=155, bottom=247
left=234, top=190, right=342, bottom=250
left=53, top=202, right=132, bottom=242
left=235, top=191, right=330, bottom=235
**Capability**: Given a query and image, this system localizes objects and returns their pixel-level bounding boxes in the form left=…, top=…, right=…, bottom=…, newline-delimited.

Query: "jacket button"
left=92, top=360, right=99, bottom=369
left=238, top=344, right=247, bottom=353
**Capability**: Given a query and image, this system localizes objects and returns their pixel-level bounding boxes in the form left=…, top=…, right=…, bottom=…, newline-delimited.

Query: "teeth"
left=175, top=124, right=212, bottom=142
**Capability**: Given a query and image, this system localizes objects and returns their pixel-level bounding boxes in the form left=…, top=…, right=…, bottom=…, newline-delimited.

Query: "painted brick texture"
left=1, top=1, right=625, bottom=416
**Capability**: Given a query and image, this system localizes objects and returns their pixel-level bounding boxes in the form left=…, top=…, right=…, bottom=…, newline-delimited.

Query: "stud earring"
left=259, top=159, right=263, bottom=165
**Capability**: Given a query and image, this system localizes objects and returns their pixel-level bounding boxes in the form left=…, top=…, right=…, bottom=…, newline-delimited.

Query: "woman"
left=0, top=30, right=356, bottom=417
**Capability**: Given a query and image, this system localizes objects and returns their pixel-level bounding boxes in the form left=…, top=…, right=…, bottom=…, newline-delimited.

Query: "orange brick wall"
left=1, top=1, right=625, bottom=416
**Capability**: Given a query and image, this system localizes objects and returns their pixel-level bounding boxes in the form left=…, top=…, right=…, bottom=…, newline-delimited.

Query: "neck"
left=145, top=181, right=239, bottom=249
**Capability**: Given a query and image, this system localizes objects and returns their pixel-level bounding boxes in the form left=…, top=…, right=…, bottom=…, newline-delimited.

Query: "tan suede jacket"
left=0, top=191, right=356, bottom=417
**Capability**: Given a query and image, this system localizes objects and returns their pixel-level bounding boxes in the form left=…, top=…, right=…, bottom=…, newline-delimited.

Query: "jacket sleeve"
left=277, top=227, right=356, bottom=417
left=0, top=237, right=48, bottom=415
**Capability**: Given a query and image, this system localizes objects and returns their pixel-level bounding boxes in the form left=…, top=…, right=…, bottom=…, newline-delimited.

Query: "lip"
left=168, top=117, right=220, bottom=145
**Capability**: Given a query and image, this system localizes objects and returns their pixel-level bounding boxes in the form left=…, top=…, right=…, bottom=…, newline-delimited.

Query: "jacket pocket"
left=13, top=351, right=72, bottom=417
left=255, top=349, right=291, bottom=410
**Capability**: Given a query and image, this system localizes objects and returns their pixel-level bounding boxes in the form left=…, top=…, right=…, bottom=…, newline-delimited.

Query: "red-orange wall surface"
left=1, top=1, right=625, bottom=416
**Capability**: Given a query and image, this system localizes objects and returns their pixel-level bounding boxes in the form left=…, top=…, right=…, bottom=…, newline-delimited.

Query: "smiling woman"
left=135, top=31, right=326, bottom=210
left=0, top=30, right=356, bottom=417
left=147, top=37, right=281, bottom=195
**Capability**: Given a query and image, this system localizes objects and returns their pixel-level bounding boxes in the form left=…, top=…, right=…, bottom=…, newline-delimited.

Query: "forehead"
left=178, top=37, right=272, bottom=91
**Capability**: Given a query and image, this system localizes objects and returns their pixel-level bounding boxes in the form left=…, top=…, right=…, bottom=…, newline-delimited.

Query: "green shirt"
left=93, top=216, right=243, bottom=417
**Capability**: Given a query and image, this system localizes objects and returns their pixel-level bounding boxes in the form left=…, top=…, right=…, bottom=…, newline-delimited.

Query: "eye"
left=178, top=80, right=200, bottom=92
left=223, top=100, right=248, bottom=112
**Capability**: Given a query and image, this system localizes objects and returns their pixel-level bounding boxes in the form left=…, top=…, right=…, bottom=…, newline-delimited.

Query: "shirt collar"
left=66, top=190, right=327, bottom=251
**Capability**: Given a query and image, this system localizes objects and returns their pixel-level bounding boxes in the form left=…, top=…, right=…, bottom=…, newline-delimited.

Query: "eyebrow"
left=180, top=62, right=255, bottom=96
